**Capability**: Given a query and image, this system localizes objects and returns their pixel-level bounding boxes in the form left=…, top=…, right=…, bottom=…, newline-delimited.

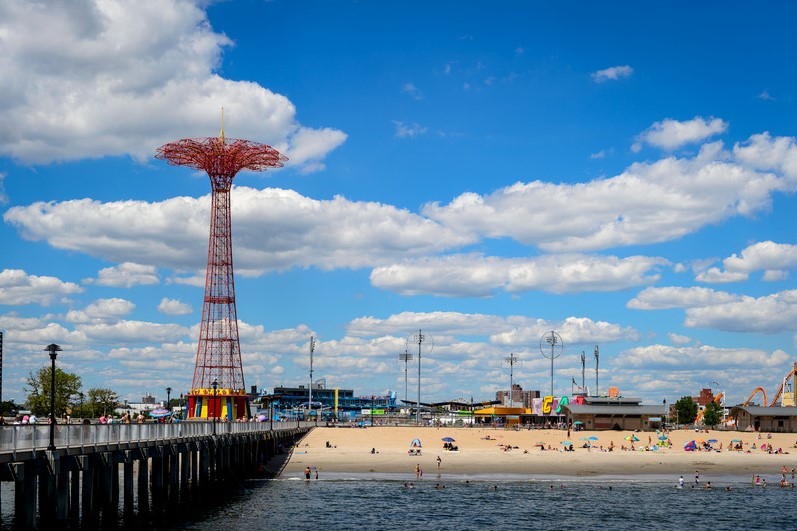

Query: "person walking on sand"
left=437, top=456, right=442, bottom=469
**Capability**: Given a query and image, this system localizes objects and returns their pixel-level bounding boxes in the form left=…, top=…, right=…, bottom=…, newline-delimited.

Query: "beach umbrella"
left=624, top=435, right=639, bottom=442
left=410, top=438, right=422, bottom=447
left=683, top=440, right=697, bottom=450
left=696, top=438, right=706, bottom=444
left=562, top=441, right=572, bottom=446
left=258, top=414, right=267, bottom=421
left=573, top=421, right=584, bottom=425
left=731, top=439, right=742, bottom=443
left=658, top=435, right=668, bottom=441
left=442, top=437, right=456, bottom=443
left=580, top=437, right=589, bottom=440
left=588, top=436, right=599, bottom=441
left=707, top=439, right=718, bottom=444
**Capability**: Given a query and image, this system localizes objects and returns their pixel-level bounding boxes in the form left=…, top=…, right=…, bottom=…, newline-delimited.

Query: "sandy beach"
left=282, top=426, right=797, bottom=480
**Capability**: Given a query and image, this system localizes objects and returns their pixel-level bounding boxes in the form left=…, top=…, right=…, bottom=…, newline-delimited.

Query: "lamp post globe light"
left=44, top=343, right=62, bottom=451
left=166, top=387, right=172, bottom=413
left=211, top=378, right=218, bottom=436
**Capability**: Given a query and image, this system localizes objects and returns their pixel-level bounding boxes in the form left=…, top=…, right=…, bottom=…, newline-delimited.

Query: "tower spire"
left=219, top=107, right=225, bottom=144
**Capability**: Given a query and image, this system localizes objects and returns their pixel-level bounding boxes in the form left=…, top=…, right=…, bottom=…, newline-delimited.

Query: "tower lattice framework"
left=156, top=130, right=286, bottom=420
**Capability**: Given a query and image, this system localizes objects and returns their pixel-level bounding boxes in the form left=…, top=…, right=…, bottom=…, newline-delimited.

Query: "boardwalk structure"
left=0, top=422, right=311, bottom=528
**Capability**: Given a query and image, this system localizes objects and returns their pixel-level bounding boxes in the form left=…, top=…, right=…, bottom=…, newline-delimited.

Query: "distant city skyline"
left=1, top=1, right=796, bottom=408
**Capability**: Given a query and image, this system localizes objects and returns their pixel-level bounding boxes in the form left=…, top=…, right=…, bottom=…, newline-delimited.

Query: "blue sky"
left=1, top=1, right=797, bottom=408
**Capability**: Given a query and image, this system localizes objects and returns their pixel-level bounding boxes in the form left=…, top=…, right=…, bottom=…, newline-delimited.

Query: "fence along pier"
left=0, top=421, right=311, bottom=528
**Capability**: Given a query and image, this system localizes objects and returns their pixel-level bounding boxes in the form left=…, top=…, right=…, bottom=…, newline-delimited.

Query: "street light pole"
left=166, top=387, right=171, bottom=413
left=44, top=343, right=62, bottom=451
left=211, top=378, right=218, bottom=436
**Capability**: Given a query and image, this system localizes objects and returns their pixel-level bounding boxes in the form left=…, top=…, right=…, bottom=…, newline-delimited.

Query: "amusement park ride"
left=156, top=112, right=287, bottom=421
left=742, top=366, right=797, bottom=408
left=694, top=365, right=797, bottom=425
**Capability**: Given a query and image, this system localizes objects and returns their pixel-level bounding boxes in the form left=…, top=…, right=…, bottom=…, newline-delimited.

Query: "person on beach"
left=678, top=476, right=684, bottom=488
left=415, top=464, right=420, bottom=479
left=437, top=456, right=441, bottom=469
left=305, top=466, right=311, bottom=480
left=694, top=470, right=699, bottom=484
left=705, top=481, right=711, bottom=490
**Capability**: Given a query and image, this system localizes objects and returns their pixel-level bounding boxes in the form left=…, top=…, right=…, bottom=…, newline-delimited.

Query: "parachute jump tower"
left=156, top=116, right=286, bottom=420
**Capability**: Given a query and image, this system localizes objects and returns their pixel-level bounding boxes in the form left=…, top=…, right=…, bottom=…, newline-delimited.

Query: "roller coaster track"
left=767, top=368, right=797, bottom=407
left=740, top=367, right=797, bottom=408
left=742, top=387, right=767, bottom=407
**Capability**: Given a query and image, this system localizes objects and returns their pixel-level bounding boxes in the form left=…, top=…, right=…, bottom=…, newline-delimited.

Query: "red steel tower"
left=156, top=124, right=286, bottom=420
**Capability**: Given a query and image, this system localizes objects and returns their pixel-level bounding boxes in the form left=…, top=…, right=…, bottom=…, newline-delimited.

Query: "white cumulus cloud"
left=0, top=0, right=345, bottom=170
left=0, top=269, right=83, bottom=306
left=634, top=116, right=728, bottom=151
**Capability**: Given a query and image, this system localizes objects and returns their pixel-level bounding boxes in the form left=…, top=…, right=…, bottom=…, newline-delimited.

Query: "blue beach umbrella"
left=562, top=441, right=572, bottom=446
left=442, top=437, right=456, bottom=443
left=658, top=435, right=668, bottom=441
left=708, top=439, right=718, bottom=444
left=588, top=436, right=599, bottom=441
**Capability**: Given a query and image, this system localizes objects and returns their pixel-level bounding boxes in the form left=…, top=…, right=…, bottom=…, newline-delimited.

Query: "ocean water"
left=2, top=472, right=793, bottom=529
left=166, top=473, right=796, bottom=531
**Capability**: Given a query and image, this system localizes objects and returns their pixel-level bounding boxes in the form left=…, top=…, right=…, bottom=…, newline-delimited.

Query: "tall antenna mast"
left=540, top=331, right=563, bottom=397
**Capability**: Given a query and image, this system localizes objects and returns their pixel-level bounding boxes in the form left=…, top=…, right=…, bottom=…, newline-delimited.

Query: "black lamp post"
left=165, top=387, right=172, bottom=413
left=180, top=393, right=184, bottom=420
left=44, top=343, right=61, bottom=451
left=211, top=378, right=218, bottom=436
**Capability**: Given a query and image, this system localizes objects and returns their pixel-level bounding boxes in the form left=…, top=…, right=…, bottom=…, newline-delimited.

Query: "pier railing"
left=0, top=421, right=314, bottom=454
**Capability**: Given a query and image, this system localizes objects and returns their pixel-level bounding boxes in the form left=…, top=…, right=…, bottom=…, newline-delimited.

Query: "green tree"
left=673, top=395, right=698, bottom=425
left=702, top=400, right=723, bottom=427
left=87, top=387, right=120, bottom=417
left=0, top=400, right=20, bottom=416
left=25, top=366, right=82, bottom=418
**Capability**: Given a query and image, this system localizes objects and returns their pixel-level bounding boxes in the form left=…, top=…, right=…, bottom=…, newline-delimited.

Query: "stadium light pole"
left=504, top=353, right=519, bottom=406
left=594, top=345, right=600, bottom=396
